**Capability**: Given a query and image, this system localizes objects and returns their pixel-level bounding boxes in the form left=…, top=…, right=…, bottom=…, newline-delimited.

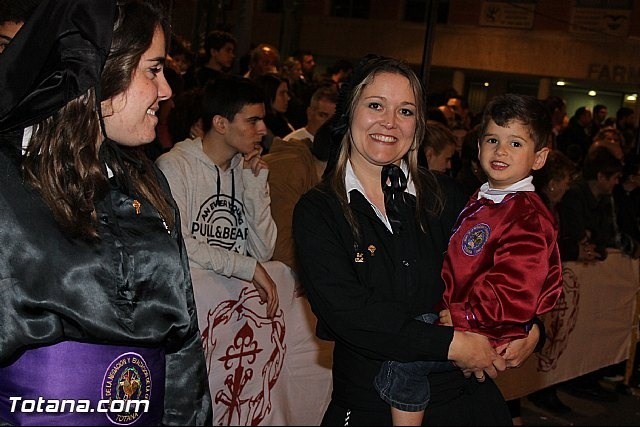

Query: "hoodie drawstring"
left=214, top=165, right=235, bottom=208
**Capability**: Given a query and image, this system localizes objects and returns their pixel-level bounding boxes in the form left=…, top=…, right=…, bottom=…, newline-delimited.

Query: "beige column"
left=538, top=78, right=551, bottom=100
left=452, top=70, right=465, bottom=96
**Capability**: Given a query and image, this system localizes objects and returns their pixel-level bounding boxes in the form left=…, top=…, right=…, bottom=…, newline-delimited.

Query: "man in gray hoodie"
left=157, top=76, right=279, bottom=318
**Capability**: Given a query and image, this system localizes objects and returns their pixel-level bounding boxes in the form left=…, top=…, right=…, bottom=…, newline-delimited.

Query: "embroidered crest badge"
left=461, top=223, right=490, bottom=256
left=102, top=352, right=152, bottom=425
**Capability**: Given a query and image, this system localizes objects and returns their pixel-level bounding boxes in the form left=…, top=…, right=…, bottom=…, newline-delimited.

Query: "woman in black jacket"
left=0, top=1, right=211, bottom=424
left=292, top=55, right=540, bottom=426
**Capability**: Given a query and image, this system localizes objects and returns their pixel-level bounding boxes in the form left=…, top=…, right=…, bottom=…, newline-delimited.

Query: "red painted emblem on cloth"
left=201, top=287, right=286, bottom=425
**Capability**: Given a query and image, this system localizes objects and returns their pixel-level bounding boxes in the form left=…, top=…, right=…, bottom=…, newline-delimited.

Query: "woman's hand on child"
left=449, top=330, right=506, bottom=378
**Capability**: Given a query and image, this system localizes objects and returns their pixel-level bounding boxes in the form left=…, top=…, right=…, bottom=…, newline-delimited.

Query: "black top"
left=293, top=170, right=468, bottom=411
left=614, top=184, right=640, bottom=244
left=557, top=180, right=617, bottom=261
left=557, top=119, right=591, bottom=166
left=265, top=112, right=294, bottom=138
left=195, top=66, right=225, bottom=89
left=0, top=151, right=212, bottom=424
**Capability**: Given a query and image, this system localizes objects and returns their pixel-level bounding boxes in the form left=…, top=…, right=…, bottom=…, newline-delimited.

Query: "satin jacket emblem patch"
left=462, top=223, right=490, bottom=256
left=354, top=252, right=365, bottom=263
left=102, top=352, right=151, bottom=425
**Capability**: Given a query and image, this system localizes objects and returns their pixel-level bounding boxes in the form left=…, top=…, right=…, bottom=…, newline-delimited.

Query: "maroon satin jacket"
left=440, top=190, right=563, bottom=347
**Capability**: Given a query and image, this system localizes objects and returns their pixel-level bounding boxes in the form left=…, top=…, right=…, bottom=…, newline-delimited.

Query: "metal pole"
left=279, top=0, right=302, bottom=59
left=192, top=0, right=205, bottom=53
left=232, top=0, right=254, bottom=75
left=205, top=0, right=215, bottom=36
left=420, top=0, right=439, bottom=93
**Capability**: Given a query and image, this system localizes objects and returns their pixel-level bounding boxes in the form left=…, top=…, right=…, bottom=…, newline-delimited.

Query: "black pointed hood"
left=0, top=0, right=116, bottom=133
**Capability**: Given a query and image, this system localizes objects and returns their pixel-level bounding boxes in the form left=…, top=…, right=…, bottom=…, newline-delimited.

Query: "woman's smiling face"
left=349, top=71, right=417, bottom=169
left=102, top=26, right=172, bottom=146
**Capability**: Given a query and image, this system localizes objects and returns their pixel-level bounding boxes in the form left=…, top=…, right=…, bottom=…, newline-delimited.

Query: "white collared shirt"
left=283, top=127, right=313, bottom=142
left=345, top=160, right=416, bottom=233
left=477, top=176, right=535, bottom=203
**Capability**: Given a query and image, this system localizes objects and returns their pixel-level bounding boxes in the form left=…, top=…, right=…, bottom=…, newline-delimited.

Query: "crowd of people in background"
left=136, top=28, right=354, bottom=161
left=148, top=27, right=640, bottom=424
left=423, top=87, right=640, bottom=424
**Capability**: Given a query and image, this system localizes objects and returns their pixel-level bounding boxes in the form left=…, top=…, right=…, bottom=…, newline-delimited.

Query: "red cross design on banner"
left=201, top=286, right=286, bottom=425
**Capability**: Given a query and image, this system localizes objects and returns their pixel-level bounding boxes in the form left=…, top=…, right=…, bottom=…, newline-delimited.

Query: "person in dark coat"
left=0, top=1, right=212, bottom=424
left=292, top=55, right=542, bottom=426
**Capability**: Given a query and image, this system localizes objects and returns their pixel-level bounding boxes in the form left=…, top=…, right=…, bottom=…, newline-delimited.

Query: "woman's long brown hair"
left=22, top=0, right=174, bottom=241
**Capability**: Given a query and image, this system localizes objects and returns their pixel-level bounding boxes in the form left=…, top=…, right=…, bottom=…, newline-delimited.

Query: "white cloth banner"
left=191, top=261, right=333, bottom=425
left=495, top=250, right=639, bottom=400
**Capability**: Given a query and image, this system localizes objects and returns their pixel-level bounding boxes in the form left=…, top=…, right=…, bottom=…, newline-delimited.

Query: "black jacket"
left=557, top=180, right=617, bottom=261
left=0, top=150, right=212, bottom=425
left=293, top=170, right=468, bottom=411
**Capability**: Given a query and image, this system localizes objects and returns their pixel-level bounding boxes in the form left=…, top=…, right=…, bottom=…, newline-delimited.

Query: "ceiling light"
left=556, top=80, right=565, bottom=86
left=588, top=90, right=597, bottom=96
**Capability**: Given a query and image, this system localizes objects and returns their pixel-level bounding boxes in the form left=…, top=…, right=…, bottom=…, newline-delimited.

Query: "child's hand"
left=439, top=309, right=453, bottom=326
left=497, top=323, right=540, bottom=368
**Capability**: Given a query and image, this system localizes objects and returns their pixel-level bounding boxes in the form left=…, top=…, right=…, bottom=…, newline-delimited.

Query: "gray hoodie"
left=157, top=137, right=276, bottom=281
